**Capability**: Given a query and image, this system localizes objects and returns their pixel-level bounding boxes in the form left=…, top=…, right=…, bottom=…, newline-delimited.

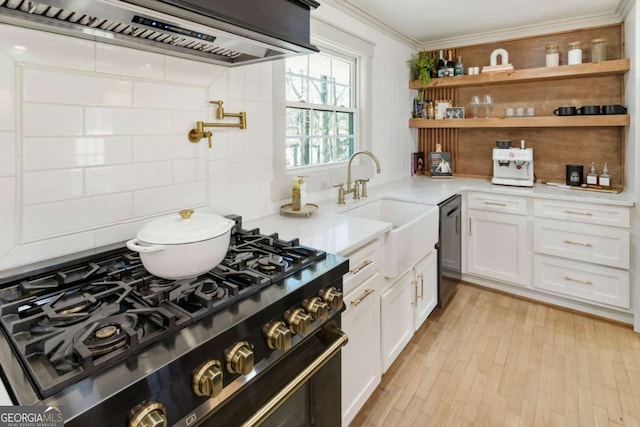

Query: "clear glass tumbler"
left=482, top=95, right=493, bottom=118
left=470, top=95, right=480, bottom=119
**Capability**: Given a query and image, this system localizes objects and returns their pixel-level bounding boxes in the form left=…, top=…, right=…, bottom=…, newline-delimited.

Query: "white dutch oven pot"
left=126, top=209, right=235, bottom=279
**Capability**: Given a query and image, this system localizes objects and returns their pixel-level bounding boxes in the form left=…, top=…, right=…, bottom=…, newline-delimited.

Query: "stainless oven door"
left=198, top=321, right=347, bottom=427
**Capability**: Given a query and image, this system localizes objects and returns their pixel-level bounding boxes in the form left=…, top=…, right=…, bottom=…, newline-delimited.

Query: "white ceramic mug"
left=505, top=107, right=514, bottom=117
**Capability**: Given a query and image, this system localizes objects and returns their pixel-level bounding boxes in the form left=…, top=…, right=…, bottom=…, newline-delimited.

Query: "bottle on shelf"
left=427, top=101, right=435, bottom=119
left=446, top=50, right=455, bottom=77
left=454, top=56, right=464, bottom=76
left=586, top=162, right=598, bottom=185
left=436, top=50, right=446, bottom=78
left=598, top=163, right=611, bottom=188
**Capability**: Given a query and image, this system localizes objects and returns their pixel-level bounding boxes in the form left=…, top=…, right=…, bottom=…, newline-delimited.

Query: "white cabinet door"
left=380, top=270, right=414, bottom=373
left=413, top=249, right=438, bottom=331
left=467, top=209, right=531, bottom=286
left=341, top=273, right=382, bottom=426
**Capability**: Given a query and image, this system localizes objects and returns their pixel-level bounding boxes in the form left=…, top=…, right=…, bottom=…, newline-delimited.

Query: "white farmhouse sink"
left=341, top=199, right=439, bottom=279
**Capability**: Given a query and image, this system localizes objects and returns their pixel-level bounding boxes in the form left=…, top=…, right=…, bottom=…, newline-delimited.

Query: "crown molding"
left=617, top=0, right=636, bottom=20
left=319, top=0, right=421, bottom=50
left=320, top=0, right=629, bottom=52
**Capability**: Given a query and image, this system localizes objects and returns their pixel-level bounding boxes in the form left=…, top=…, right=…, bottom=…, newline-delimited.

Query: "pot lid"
left=137, top=209, right=235, bottom=244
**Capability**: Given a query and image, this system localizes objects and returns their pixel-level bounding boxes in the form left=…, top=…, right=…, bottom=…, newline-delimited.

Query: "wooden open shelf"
left=409, top=59, right=630, bottom=90
left=409, top=115, right=630, bottom=129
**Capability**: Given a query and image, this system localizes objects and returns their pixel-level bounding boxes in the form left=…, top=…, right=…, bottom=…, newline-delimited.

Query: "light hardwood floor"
left=350, top=283, right=640, bottom=427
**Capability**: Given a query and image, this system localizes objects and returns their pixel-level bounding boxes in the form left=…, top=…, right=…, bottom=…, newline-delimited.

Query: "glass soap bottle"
left=586, top=162, right=598, bottom=185
left=598, top=163, right=611, bottom=188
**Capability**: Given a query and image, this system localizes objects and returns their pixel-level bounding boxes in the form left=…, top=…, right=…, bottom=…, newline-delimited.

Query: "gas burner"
left=255, top=254, right=289, bottom=274
left=172, top=278, right=231, bottom=318
left=200, top=279, right=220, bottom=297
left=145, top=277, right=176, bottom=291
left=74, top=314, right=137, bottom=357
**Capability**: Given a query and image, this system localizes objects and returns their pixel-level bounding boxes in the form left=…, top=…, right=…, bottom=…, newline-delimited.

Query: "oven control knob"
left=225, top=341, right=254, bottom=375
left=284, top=308, right=312, bottom=336
left=192, top=360, right=223, bottom=397
left=319, top=287, right=344, bottom=311
left=263, top=321, right=292, bottom=351
left=302, top=297, right=329, bottom=322
left=128, top=401, right=167, bottom=427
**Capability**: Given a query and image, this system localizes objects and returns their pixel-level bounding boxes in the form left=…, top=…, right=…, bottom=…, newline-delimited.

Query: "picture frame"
left=428, top=151, right=453, bottom=178
left=435, top=100, right=451, bottom=119
left=411, top=152, right=425, bottom=175
left=445, top=107, right=465, bottom=119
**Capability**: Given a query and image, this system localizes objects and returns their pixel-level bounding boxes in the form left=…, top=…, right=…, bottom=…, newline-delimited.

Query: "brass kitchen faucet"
left=188, top=100, right=247, bottom=148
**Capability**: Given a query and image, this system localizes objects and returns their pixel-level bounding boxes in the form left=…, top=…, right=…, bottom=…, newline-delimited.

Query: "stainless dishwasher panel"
left=438, top=194, right=461, bottom=308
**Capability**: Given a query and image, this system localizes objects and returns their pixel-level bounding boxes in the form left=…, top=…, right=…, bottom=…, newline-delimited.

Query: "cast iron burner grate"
left=0, top=215, right=327, bottom=399
left=0, top=281, right=185, bottom=397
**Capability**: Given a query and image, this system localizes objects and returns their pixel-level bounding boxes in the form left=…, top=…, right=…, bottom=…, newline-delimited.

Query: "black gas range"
left=0, top=215, right=349, bottom=426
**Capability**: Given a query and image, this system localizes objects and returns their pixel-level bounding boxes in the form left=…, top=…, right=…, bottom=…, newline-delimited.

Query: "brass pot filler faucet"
left=188, top=100, right=247, bottom=148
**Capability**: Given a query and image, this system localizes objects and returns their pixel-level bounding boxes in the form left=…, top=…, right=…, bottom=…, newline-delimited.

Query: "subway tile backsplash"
left=23, top=69, right=133, bottom=106
left=22, top=169, right=84, bottom=205
left=23, top=136, right=134, bottom=170
left=22, top=104, right=84, bottom=136
left=0, top=133, right=15, bottom=177
left=0, top=24, right=275, bottom=270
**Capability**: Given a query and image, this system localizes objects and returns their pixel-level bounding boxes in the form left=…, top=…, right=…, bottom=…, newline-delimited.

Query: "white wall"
left=624, top=1, right=640, bottom=332
left=312, top=5, right=416, bottom=190
left=0, top=5, right=416, bottom=272
left=0, top=24, right=274, bottom=270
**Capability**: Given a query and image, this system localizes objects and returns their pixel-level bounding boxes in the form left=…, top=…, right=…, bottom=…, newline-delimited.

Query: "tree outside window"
left=285, top=52, right=356, bottom=169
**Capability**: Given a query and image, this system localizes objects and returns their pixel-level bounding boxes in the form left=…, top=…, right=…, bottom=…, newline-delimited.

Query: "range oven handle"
left=241, top=325, right=348, bottom=427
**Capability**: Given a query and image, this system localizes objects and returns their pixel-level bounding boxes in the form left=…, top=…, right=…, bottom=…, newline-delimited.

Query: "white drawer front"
left=533, top=199, right=630, bottom=228
left=343, top=239, right=382, bottom=295
left=466, top=192, right=527, bottom=215
left=534, top=219, right=629, bottom=269
left=533, top=255, right=630, bottom=309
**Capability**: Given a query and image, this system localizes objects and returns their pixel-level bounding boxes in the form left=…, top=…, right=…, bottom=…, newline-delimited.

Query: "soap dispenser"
left=586, top=162, right=598, bottom=185
left=291, top=176, right=307, bottom=211
left=598, top=163, right=611, bottom=188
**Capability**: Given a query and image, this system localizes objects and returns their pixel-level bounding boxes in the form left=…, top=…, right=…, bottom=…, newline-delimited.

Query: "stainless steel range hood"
left=0, top=0, right=320, bottom=66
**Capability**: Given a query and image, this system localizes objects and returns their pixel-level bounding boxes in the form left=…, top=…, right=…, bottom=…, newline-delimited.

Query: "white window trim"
left=272, top=17, right=374, bottom=202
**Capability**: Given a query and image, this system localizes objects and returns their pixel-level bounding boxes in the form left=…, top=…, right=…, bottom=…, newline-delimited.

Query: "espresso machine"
left=492, top=140, right=534, bottom=187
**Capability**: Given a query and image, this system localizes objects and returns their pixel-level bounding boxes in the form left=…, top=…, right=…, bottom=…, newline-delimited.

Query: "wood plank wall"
left=416, top=24, right=625, bottom=185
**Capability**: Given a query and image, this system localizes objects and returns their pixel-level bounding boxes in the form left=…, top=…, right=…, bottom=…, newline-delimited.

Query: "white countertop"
left=247, top=176, right=634, bottom=256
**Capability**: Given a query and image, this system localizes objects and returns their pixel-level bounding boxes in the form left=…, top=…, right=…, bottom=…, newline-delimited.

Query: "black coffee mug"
left=553, top=106, right=576, bottom=116
left=602, top=104, right=627, bottom=114
left=566, top=164, right=584, bottom=186
left=576, top=105, right=601, bottom=115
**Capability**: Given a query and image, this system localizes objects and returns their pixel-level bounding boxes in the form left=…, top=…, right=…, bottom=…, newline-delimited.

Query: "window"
left=285, top=52, right=356, bottom=169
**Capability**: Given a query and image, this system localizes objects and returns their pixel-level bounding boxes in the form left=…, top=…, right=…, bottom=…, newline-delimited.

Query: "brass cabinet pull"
left=563, top=239, right=593, bottom=247
left=241, top=326, right=348, bottom=427
left=564, top=276, right=593, bottom=285
left=350, top=288, right=374, bottom=306
left=484, top=201, right=507, bottom=206
left=349, top=259, right=373, bottom=275
left=419, top=273, right=424, bottom=299
left=564, top=209, right=593, bottom=216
